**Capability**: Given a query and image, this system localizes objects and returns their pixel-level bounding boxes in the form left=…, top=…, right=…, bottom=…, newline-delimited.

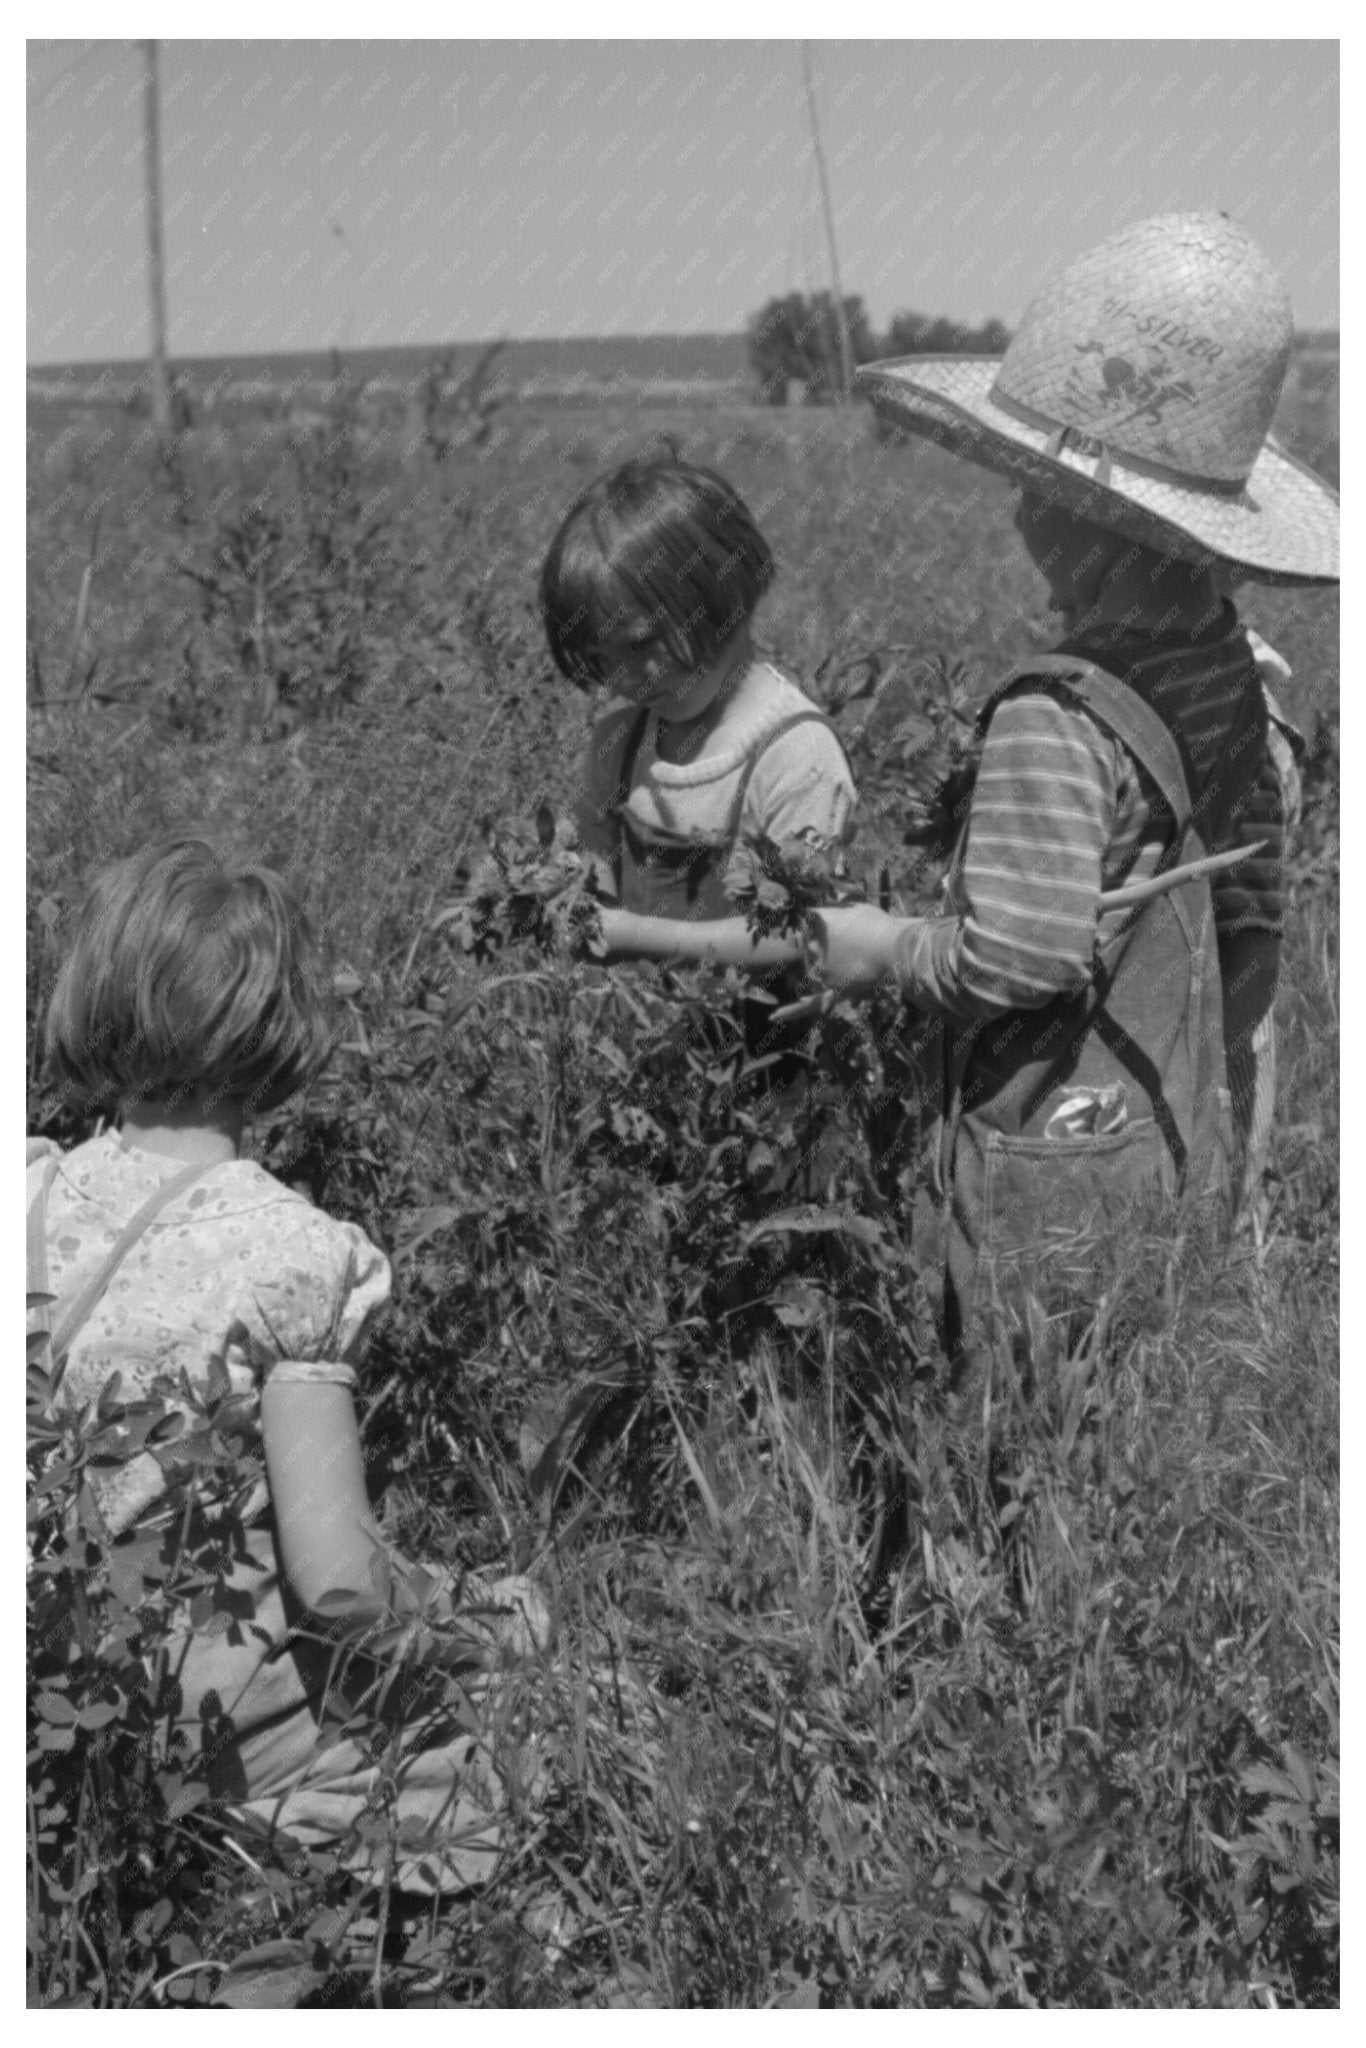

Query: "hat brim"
left=857, top=356, right=1339, bottom=588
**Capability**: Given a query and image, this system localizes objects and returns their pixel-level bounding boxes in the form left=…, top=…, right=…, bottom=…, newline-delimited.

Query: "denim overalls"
left=931, top=652, right=1278, bottom=1361
left=610, top=704, right=848, bottom=1072
left=611, top=704, right=844, bottom=920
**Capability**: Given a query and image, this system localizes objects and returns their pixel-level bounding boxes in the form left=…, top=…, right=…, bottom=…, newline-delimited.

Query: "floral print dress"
left=27, top=1130, right=530, bottom=1893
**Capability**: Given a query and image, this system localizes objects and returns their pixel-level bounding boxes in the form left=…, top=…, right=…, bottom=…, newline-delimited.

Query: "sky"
left=26, top=36, right=1339, bottom=363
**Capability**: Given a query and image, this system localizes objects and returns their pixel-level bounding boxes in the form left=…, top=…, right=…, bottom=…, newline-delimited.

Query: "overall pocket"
left=962, top=1116, right=1176, bottom=1312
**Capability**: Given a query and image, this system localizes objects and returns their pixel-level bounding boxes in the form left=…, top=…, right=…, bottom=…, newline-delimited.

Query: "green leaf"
left=34, top=1691, right=78, bottom=1726
left=305, top=1907, right=348, bottom=1949
left=1281, top=1744, right=1317, bottom=1806
left=135, top=1898, right=175, bottom=1944
left=94, top=1370, right=126, bottom=1416
left=1242, top=1762, right=1305, bottom=1805
left=165, top=1780, right=209, bottom=1821
left=75, top=1696, right=123, bottom=1730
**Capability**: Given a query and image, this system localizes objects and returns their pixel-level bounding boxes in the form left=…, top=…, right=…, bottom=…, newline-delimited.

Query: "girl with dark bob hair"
left=541, top=454, right=855, bottom=973
left=28, top=838, right=547, bottom=1894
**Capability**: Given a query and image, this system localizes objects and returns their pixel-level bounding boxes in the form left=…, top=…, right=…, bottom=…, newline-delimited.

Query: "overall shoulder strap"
left=991, top=655, right=1198, bottom=847
left=727, top=709, right=847, bottom=837
left=612, top=708, right=652, bottom=810
left=47, top=1160, right=211, bottom=1367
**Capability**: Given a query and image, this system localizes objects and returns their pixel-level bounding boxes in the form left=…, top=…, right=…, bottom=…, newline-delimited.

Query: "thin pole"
left=142, top=39, right=170, bottom=433
left=801, top=41, right=853, bottom=404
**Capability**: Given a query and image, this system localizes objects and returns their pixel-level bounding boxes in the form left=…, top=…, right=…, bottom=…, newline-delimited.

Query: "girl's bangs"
left=605, top=521, right=742, bottom=670
left=550, top=540, right=639, bottom=680
left=562, top=555, right=700, bottom=680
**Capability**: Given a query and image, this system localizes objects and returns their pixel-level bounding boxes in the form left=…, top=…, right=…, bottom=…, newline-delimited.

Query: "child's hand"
left=805, top=904, right=907, bottom=1003
left=585, top=904, right=629, bottom=961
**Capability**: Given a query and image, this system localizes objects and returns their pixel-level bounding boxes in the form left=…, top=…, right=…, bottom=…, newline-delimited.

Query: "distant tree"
left=747, top=292, right=878, bottom=404
left=883, top=312, right=950, bottom=356
left=881, top=311, right=1012, bottom=356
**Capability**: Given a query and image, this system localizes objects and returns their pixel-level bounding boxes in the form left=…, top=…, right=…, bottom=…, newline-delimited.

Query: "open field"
left=25, top=334, right=755, bottom=418
left=26, top=329, right=1338, bottom=428
left=26, top=362, right=1339, bottom=2008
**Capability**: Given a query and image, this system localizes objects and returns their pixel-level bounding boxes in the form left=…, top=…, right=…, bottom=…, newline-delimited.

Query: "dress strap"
left=27, top=1156, right=61, bottom=1353
left=612, top=708, right=653, bottom=812
left=46, top=1160, right=212, bottom=1368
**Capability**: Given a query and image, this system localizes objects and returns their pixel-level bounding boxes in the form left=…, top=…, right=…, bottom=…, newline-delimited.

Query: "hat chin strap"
left=1042, top=422, right=1113, bottom=489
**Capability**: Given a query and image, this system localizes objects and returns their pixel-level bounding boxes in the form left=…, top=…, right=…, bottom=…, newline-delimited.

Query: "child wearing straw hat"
left=808, top=212, right=1337, bottom=1365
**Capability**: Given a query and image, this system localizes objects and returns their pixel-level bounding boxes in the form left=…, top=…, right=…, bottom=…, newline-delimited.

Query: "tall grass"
left=27, top=388, right=1338, bottom=2008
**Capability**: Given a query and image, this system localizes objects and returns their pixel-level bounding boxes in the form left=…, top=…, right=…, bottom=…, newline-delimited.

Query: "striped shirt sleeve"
left=894, top=689, right=1119, bottom=1019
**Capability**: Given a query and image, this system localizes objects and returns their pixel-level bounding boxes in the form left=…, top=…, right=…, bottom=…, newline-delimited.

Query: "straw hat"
left=858, top=213, right=1338, bottom=586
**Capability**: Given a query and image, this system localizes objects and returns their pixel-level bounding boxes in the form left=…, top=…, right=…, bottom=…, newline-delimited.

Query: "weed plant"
left=26, top=378, right=1338, bottom=2008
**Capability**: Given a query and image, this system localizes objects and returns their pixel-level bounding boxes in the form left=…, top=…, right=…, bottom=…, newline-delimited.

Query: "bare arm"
left=259, top=1378, right=549, bottom=1653
left=260, top=1377, right=447, bottom=1632
left=595, top=905, right=806, bottom=971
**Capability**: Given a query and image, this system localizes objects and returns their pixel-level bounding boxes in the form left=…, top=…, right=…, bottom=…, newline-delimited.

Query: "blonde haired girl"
left=29, top=838, right=544, bottom=1892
